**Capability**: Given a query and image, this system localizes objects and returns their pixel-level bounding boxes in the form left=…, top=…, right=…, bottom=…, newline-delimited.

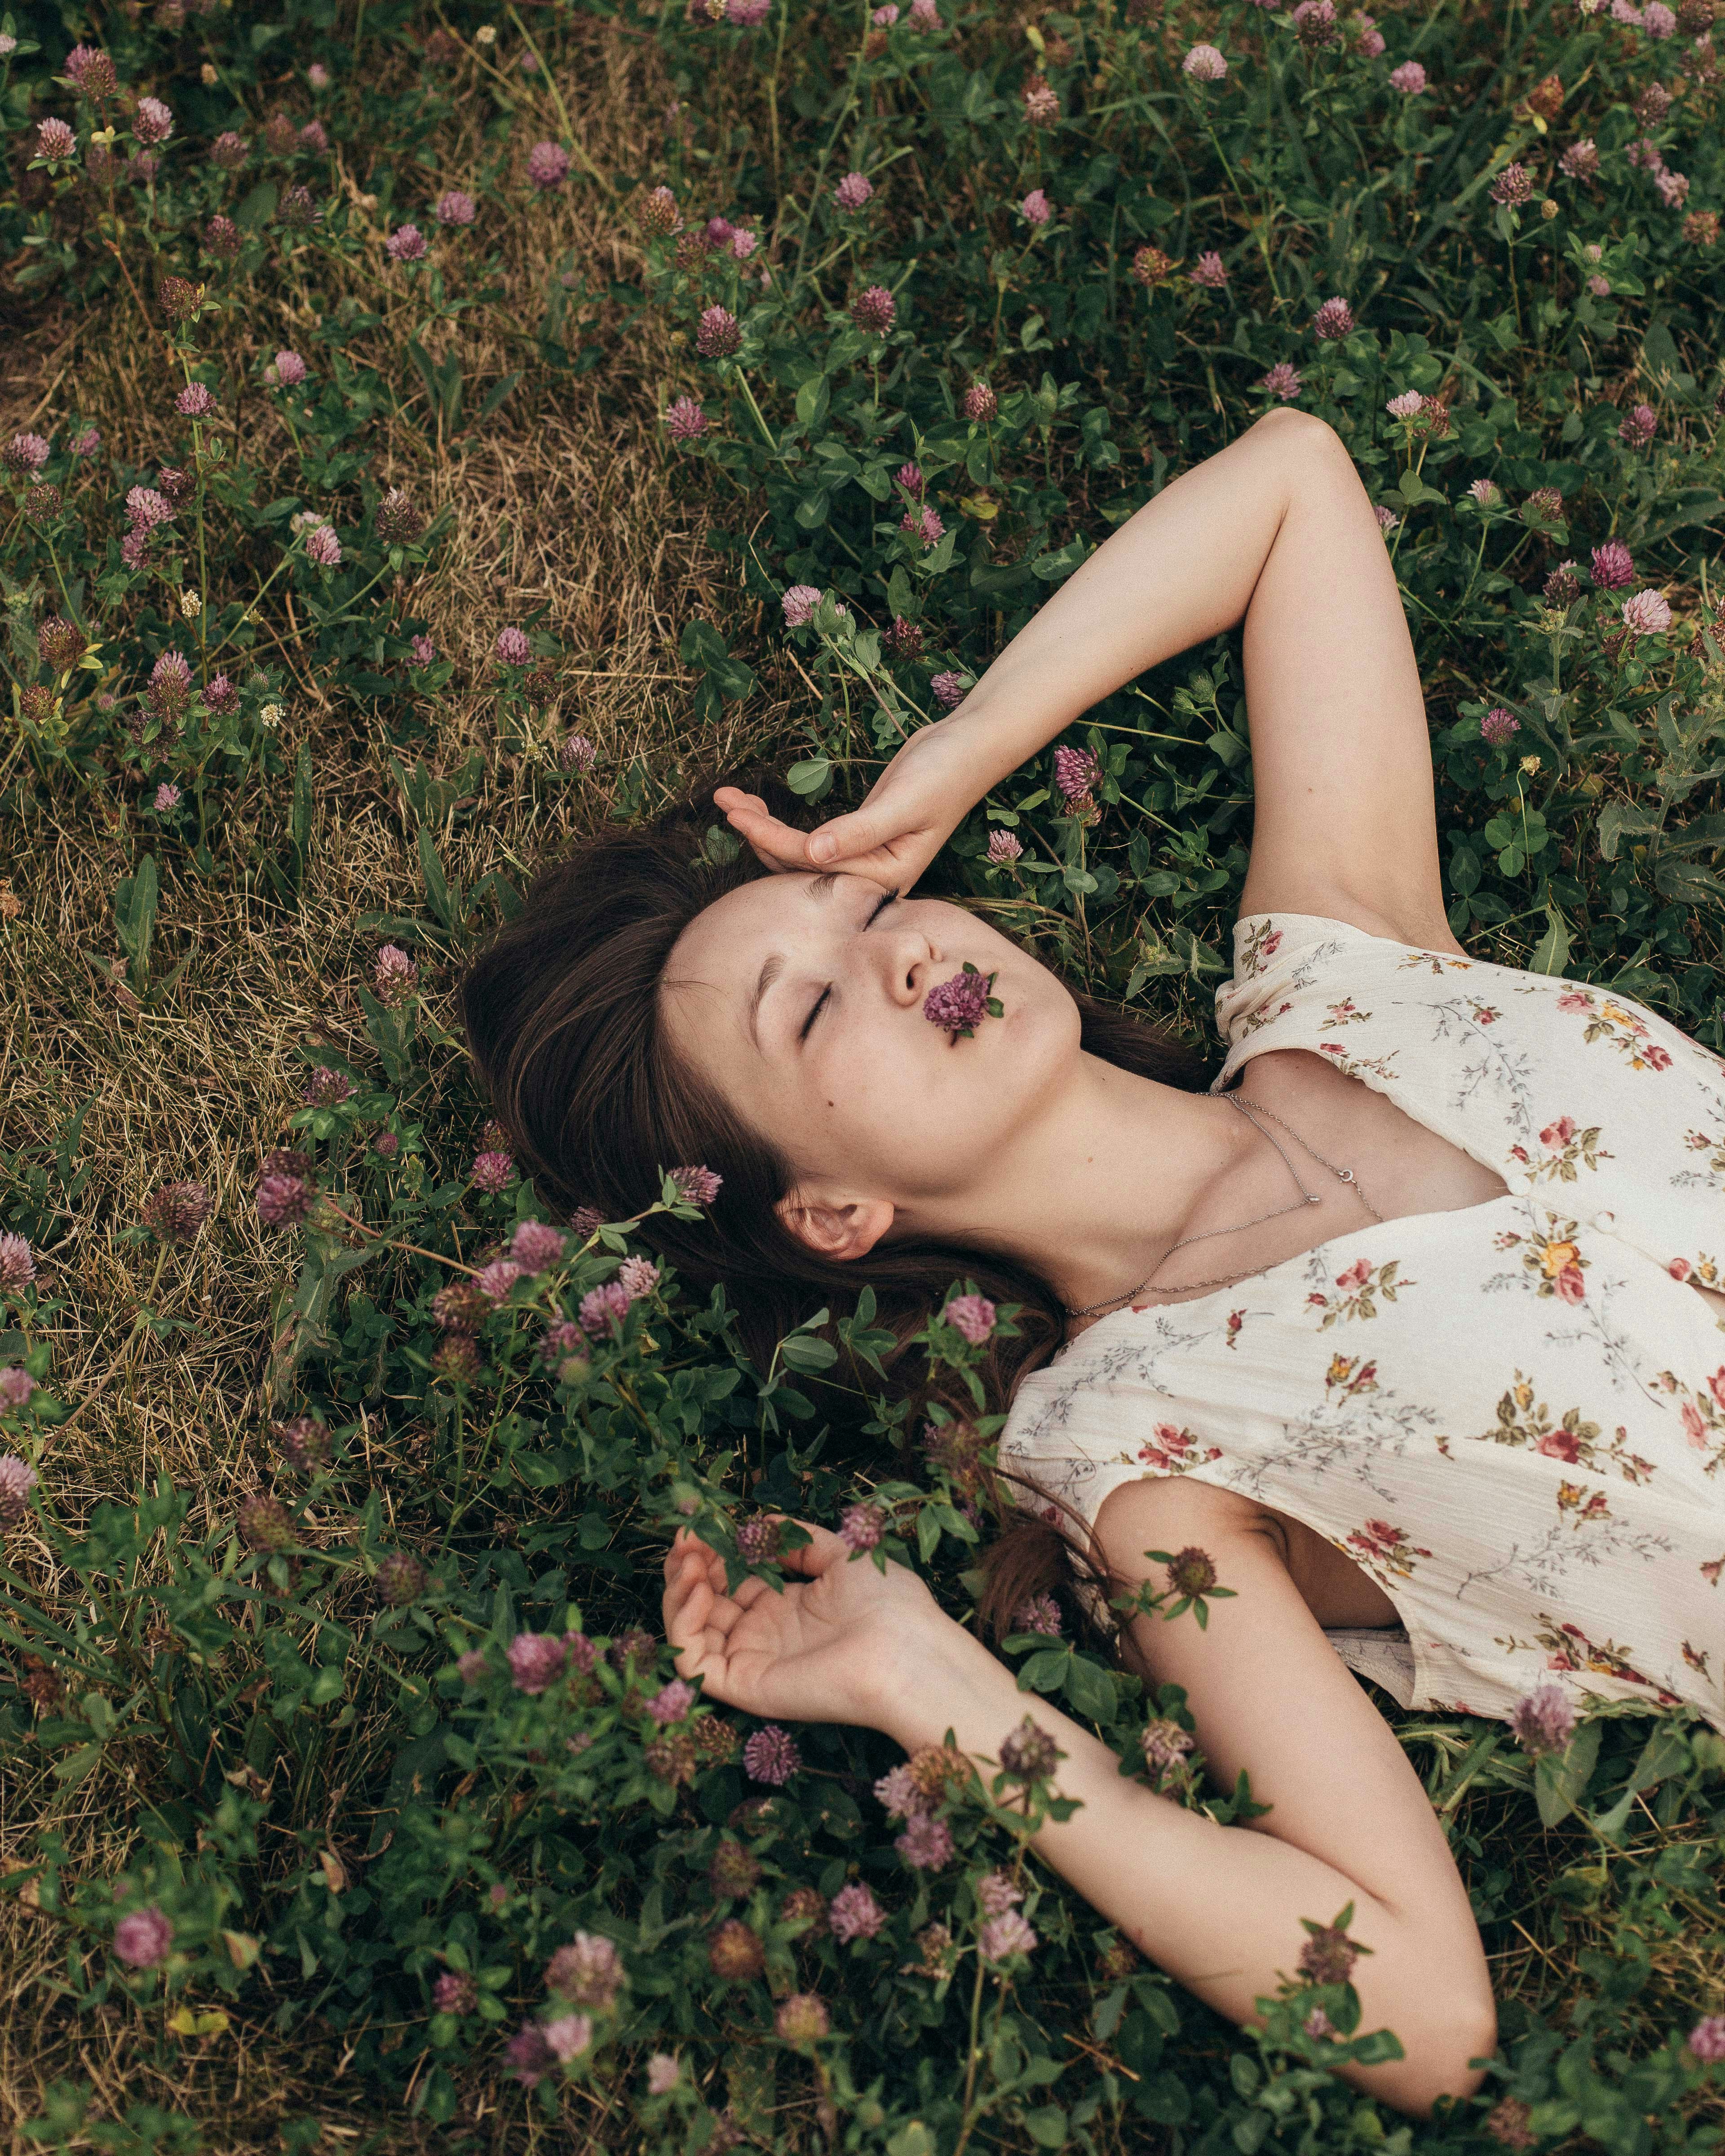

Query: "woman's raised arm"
left=719, top=409, right=1459, bottom=953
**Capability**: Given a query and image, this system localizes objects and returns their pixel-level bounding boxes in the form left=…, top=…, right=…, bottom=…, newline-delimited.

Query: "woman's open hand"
left=713, top=707, right=1004, bottom=895
left=661, top=1517, right=951, bottom=1731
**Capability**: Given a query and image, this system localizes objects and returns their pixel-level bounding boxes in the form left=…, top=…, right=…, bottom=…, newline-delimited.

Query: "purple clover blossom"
left=374, top=943, right=417, bottom=1006
left=273, top=349, right=307, bottom=386
left=470, top=1149, right=516, bottom=1193
left=1182, top=41, right=1227, bottom=77
left=743, top=1724, right=801, bottom=1784
left=729, top=226, right=759, bottom=260
left=944, top=1293, right=996, bottom=1344
left=1389, top=59, right=1429, bottom=91
left=35, top=118, right=77, bottom=162
left=1622, top=588, right=1672, bottom=636
left=835, top=170, right=873, bottom=210
left=1481, top=707, right=1521, bottom=746
left=827, top=1882, right=886, bottom=1941
left=1619, top=402, right=1657, bottom=448
left=1591, top=540, right=1636, bottom=589
left=0, top=1235, right=34, bottom=1292
left=505, top=2022, right=557, bottom=2088
left=617, top=1255, right=660, bottom=1299
left=1014, top=1594, right=1062, bottom=1637
left=495, top=625, right=530, bottom=664
left=1690, top=2019, right=1725, bottom=2063
left=781, top=584, right=823, bottom=628
left=68, top=426, right=100, bottom=457
left=895, top=460, right=925, bottom=496
left=386, top=223, right=427, bottom=262
left=113, top=1908, right=174, bottom=1968
left=1313, top=296, right=1355, bottom=341
left=1385, top=390, right=1424, bottom=419
left=9, top=433, right=51, bottom=473
left=511, top=1220, right=567, bottom=1271
left=976, top=1869, right=1023, bottom=1916
left=873, top=1764, right=926, bottom=1818
left=839, top=1502, right=885, bottom=1552
left=872, top=2, right=900, bottom=18
left=1259, top=360, right=1303, bottom=401
left=538, top=1319, right=585, bottom=1365
left=979, top=1909, right=1038, bottom=1962
left=411, top=634, right=436, bottom=667
left=695, top=305, right=742, bottom=358
left=1468, top=478, right=1501, bottom=507
left=663, top=395, right=708, bottom=441
left=508, top=1632, right=568, bottom=1694
left=909, top=0, right=940, bottom=25
left=435, top=189, right=477, bottom=225
left=1190, top=250, right=1229, bottom=287
left=528, top=141, right=571, bottom=188
left=299, top=120, right=328, bottom=152
left=0, top=1368, right=35, bottom=1413
left=133, top=96, right=174, bottom=143
left=895, top=1813, right=954, bottom=1870
left=0, top=1454, right=40, bottom=1526
left=648, top=1678, right=696, bottom=1723
left=126, top=486, right=172, bottom=530
left=923, top=967, right=993, bottom=1036
left=306, top=524, right=341, bottom=568
left=1509, top=1683, right=1577, bottom=1756
left=1053, top=744, right=1100, bottom=802
left=561, top=732, right=597, bottom=772
left=986, top=829, right=1023, bottom=864
left=1561, top=138, right=1601, bottom=180
left=646, top=2055, right=681, bottom=2095
left=1490, top=163, right=1533, bottom=206
left=671, top=1164, right=723, bottom=1205
left=476, top=1257, right=526, bottom=1303
left=930, top=670, right=968, bottom=709
left=256, top=1173, right=313, bottom=1229
left=578, top=1281, right=633, bottom=1334
left=901, top=504, right=944, bottom=547
left=1019, top=187, right=1052, bottom=224
left=155, top=782, right=182, bottom=813
left=849, top=284, right=897, bottom=336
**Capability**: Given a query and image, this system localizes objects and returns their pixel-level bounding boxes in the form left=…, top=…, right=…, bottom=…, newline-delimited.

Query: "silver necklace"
left=1061, top=1091, right=1386, bottom=1319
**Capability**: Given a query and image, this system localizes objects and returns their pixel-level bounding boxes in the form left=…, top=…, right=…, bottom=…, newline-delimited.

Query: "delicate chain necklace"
left=1061, top=1092, right=1386, bottom=1320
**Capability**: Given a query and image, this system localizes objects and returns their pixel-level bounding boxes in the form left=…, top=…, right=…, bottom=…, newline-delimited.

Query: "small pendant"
left=1337, top=1168, right=1355, bottom=1183
left=1305, top=1194, right=1322, bottom=1204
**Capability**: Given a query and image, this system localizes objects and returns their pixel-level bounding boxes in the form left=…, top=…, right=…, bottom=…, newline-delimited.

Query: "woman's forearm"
left=954, top=407, right=1318, bottom=785
left=867, top=1622, right=1491, bottom=2119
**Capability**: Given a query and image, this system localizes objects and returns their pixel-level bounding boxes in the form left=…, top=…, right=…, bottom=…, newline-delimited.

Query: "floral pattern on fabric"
left=997, top=912, right=1725, bottom=1733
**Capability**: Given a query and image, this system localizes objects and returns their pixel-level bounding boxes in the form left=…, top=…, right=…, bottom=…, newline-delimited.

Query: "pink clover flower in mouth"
left=922, top=962, right=1003, bottom=1039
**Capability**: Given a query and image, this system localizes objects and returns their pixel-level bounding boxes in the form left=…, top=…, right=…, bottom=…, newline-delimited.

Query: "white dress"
left=997, top=913, right=1725, bottom=1731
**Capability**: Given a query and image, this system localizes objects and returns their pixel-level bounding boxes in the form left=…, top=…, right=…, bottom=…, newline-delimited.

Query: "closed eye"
left=800, top=886, right=899, bottom=1040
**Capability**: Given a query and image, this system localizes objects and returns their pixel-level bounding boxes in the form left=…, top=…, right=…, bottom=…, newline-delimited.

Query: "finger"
left=804, top=807, right=892, bottom=868
left=717, top=799, right=817, bottom=871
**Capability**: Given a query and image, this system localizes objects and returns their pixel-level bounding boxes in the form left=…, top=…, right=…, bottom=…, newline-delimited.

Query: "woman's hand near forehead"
left=714, top=708, right=992, bottom=892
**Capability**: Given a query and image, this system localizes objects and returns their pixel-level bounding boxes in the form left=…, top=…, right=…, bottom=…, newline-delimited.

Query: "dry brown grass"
left=0, top=17, right=805, bottom=2143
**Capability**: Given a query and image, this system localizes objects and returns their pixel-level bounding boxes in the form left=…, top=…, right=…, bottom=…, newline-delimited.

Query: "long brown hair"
left=460, top=763, right=1221, bottom=1649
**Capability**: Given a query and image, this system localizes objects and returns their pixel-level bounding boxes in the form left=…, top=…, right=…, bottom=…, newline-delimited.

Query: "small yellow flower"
left=1538, top=1240, right=1579, bottom=1277
left=1519, top=754, right=1542, bottom=776
left=475, top=21, right=497, bottom=40
left=1326, top=1353, right=1353, bottom=1387
left=1514, top=1380, right=1535, bottom=1409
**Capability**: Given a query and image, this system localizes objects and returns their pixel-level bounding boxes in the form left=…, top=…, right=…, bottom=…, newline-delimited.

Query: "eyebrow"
left=747, top=871, right=840, bottom=1051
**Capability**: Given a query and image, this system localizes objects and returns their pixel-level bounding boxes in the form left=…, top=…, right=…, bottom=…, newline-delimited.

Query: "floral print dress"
left=998, top=912, right=1725, bottom=1732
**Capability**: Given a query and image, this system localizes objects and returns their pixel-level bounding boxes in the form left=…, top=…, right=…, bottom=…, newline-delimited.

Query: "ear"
left=774, top=1190, right=895, bottom=1263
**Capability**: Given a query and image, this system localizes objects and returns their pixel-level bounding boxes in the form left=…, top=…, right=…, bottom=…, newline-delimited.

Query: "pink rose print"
left=1556, top=992, right=1593, bottom=1014
left=1669, top=1258, right=1693, bottom=1282
left=1336, top=1259, right=1372, bottom=1291
left=1508, top=1144, right=1531, bottom=1166
left=1535, top=1427, right=1582, bottom=1463
left=1136, top=1422, right=1222, bottom=1472
left=1539, top=1115, right=1576, bottom=1149
left=1642, top=1043, right=1672, bottom=1071
left=1708, top=1369, right=1725, bottom=1412
left=1682, top=1401, right=1708, bottom=1449
left=1555, top=1265, right=1586, bottom=1305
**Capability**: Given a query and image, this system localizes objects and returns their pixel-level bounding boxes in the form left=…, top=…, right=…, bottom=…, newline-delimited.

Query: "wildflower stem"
left=505, top=6, right=614, bottom=198
left=731, top=368, right=781, bottom=458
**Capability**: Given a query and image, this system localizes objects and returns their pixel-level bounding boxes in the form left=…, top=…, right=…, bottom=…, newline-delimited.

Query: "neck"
left=906, top=1053, right=1254, bottom=1317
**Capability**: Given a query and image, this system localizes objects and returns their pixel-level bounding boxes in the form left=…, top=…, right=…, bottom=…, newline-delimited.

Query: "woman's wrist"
left=863, top=1615, right=1039, bottom=1757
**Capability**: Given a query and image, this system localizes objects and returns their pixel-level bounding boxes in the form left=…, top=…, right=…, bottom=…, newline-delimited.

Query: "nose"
left=880, top=921, right=943, bottom=1009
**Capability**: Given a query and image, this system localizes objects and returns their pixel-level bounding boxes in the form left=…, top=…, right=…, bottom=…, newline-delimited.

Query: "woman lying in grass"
left=462, top=408, right=1725, bottom=2117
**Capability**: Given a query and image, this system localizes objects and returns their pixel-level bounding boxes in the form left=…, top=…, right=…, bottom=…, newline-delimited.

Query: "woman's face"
left=659, top=870, right=1082, bottom=1238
